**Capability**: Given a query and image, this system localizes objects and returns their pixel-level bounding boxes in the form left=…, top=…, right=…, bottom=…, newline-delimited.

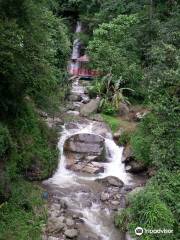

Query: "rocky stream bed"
left=42, top=79, right=147, bottom=240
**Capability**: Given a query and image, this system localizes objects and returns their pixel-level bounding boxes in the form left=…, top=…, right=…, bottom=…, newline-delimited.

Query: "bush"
left=0, top=179, right=47, bottom=240
left=12, top=102, right=58, bottom=180
left=115, top=169, right=179, bottom=240
left=116, top=186, right=176, bottom=240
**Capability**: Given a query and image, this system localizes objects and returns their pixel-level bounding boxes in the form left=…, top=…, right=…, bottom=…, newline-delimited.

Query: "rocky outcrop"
left=80, top=98, right=100, bottom=116
left=64, top=133, right=106, bottom=174
left=64, top=229, right=78, bottom=239
left=122, top=145, right=133, bottom=164
left=122, top=145, right=146, bottom=173
left=113, top=128, right=124, bottom=141
left=97, top=176, right=125, bottom=210
left=125, top=161, right=146, bottom=173
left=44, top=200, right=80, bottom=240
left=119, top=102, right=129, bottom=117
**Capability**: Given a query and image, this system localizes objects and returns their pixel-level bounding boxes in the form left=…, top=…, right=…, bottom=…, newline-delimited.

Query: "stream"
left=42, top=22, right=143, bottom=240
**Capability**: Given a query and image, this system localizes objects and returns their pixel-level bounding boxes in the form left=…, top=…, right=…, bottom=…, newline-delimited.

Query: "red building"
left=69, top=55, right=99, bottom=78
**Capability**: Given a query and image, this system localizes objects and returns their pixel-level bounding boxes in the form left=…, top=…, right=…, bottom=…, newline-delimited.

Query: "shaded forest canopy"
left=0, top=0, right=179, bottom=240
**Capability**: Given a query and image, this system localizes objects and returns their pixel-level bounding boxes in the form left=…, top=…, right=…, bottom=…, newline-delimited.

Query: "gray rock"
left=113, top=128, right=124, bottom=141
left=119, top=102, right=129, bottom=116
left=100, top=192, right=110, bottom=201
left=122, top=145, right=133, bottom=163
left=69, top=94, right=82, bottom=102
left=105, top=176, right=124, bottom=187
left=48, top=237, right=60, bottom=240
left=125, top=161, right=146, bottom=173
left=64, top=229, right=78, bottom=238
left=64, top=133, right=106, bottom=171
left=48, top=219, right=65, bottom=233
left=111, top=200, right=120, bottom=206
left=80, top=98, right=100, bottom=116
left=66, top=218, right=75, bottom=227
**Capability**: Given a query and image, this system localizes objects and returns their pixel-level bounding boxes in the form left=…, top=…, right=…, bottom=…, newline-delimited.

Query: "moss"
left=101, top=114, right=120, bottom=133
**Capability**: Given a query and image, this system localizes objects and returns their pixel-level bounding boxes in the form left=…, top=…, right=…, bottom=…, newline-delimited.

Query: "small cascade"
left=43, top=21, right=136, bottom=240
left=43, top=77, right=134, bottom=240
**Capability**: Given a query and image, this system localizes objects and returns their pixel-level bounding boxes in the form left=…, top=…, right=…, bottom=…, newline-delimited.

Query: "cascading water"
left=43, top=22, right=134, bottom=240
left=44, top=79, right=133, bottom=240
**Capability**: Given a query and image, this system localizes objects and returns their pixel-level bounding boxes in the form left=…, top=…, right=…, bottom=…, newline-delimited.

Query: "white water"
left=44, top=22, right=132, bottom=240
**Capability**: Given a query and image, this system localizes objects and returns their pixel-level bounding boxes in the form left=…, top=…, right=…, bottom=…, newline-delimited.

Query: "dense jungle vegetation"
left=0, top=0, right=179, bottom=239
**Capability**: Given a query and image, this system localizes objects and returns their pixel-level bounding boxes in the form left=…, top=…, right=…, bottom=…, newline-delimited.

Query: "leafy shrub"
left=116, top=169, right=180, bottom=240
left=0, top=179, right=47, bottom=240
left=100, top=98, right=117, bottom=115
left=12, top=102, right=58, bottom=180
left=116, top=186, right=176, bottom=240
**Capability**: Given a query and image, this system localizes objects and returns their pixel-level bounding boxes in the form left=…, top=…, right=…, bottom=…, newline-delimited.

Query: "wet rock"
left=64, top=133, right=106, bottom=172
left=91, top=122, right=111, bottom=138
left=48, top=237, right=60, bottom=240
left=69, top=94, right=82, bottom=102
left=111, top=200, right=120, bottom=206
left=64, top=134, right=105, bottom=155
left=64, top=229, right=78, bottom=239
left=125, top=161, right=146, bottom=173
left=48, top=218, right=65, bottom=233
left=66, top=218, right=75, bottom=227
left=81, top=96, right=90, bottom=104
left=119, top=103, right=129, bottom=117
left=113, top=128, right=124, bottom=141
left=100, top=192, right=110, bottom=201
left=100, top=176, right=124, bottom=188
left=80, top=98, right=100, bottom=116
left=78, top=162, right=104, bottom=174
left=122, top=145, right=133, bottom=163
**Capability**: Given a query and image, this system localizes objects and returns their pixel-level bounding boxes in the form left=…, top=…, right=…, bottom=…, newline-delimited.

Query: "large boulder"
left=64, top=133, right=106, bottom=174
left=119, top=102, right=129, bottom=117
left=80, top=98, right=100, bottom=116
left=97, top=176, right=124, bottom=188
left=113, top=128, right=124, bottom=141
left=122, top=145, right=134, bottom=164
left=69, top=94, right=82, bottom=102
left=125, top=161, right=146, bottom=173
left=64, top=133, right=105, bottom=162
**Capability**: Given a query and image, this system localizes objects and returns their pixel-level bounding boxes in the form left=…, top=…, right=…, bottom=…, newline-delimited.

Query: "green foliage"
left=118, top=131, right=131, bottom=146
left=88, top=14, right=143, bottom=99
left=88, top=75, right=133, bottom=114
left=101, top=114, right=120, bottom=133
left=0, top=179, right=47, bottom=240
left=0, top=0, right=70, bottom=115
left=11, top=102, right=58, bottom=180
left=116, top=170, right=180, bottom=240
left=0, top=124, right=12, bottom=158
